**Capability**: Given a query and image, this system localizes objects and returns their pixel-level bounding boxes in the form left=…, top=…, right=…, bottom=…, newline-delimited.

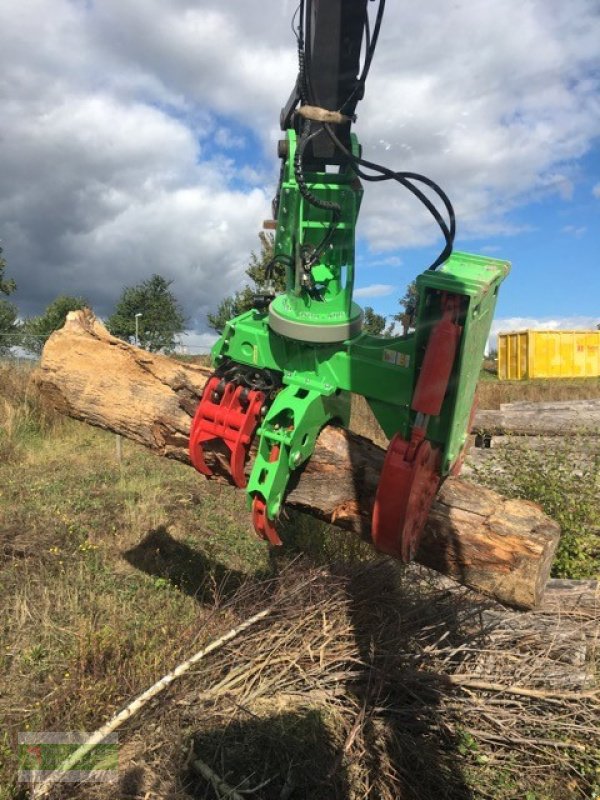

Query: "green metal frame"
left=268, top=131, right=363, bottom=333
left=209, top=131, right=510, bottom=525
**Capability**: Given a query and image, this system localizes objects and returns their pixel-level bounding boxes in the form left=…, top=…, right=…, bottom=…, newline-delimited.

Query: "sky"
left=1, top=0, right=599, bottom=352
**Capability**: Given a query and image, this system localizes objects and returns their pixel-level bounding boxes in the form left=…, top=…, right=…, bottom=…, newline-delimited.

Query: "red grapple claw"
left=411, top=293, right=462, bottom=418
left=372, top=432, right=442, bottom=563
left=252, top=496, right=282, bottom=546
left=189, top=376, right=265, bottom=488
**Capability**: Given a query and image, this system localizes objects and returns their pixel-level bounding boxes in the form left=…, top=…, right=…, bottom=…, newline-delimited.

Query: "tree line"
left=0, top=247, right=186, bottom=355
left=0, top=236, right=415, bottom=357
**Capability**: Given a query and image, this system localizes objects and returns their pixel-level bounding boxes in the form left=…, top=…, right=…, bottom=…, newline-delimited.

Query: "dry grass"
left=0, top=362, right=64, bottom=461
left=34, top=563, right=599, bottom=800
left=476, top=376, right=600, bottom=409
left=1, top=363, right=599, bottom=799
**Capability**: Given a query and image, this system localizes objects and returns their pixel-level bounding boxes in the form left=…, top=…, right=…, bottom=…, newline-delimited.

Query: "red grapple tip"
left=251, top=495, right=282, bottom=546
left=372, top=432, right=442, bottom=563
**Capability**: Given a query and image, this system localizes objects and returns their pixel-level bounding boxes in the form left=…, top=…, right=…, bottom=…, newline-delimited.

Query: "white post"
left=134, top=312, right=142, bottom=347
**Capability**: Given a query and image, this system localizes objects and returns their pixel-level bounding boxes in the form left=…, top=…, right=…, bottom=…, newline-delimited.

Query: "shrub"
left=472, top=437, right=599, bottom=579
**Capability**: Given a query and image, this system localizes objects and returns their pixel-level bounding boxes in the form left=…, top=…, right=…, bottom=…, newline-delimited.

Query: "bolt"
left=292, top=452, right=302, bottom=465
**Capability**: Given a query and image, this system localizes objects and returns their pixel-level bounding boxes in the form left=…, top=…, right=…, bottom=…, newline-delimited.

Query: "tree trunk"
left=474, top=400, right=600, bottom=436
left=33, top=310, right=560, bottom=610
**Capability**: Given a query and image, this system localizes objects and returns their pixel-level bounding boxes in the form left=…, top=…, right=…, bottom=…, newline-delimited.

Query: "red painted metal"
left=251, top=495, right=282, bottom=546
left=372, top=292, right=463, bottom=562
left=372, top=431, right=442, bottom=562
left=411, top=293, right=462, bottom=417
left=189, top=376, right=265, bottom=488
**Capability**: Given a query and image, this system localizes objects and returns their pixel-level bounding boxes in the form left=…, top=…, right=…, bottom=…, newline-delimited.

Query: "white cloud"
left=561, top=225, right=587, bottom=237
left=0, top=0, right=599, bottom=329
left=354, top=284, right=396, bottom=299
left=369, top=255, right=403, bottom=268
left=214, top=127, right=246, bottom=151
left=177, top=330, right=219, bottom=354
left=489, top=316, right=600, bottom=348
left=593, top=183, right=600, bottom=198
left=479, top=245, right=502, bottom=254
left=356, top=0, right=600, bottom=247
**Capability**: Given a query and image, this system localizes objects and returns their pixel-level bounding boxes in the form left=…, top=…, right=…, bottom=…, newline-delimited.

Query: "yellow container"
left=498, top=330, right=600, bottom=380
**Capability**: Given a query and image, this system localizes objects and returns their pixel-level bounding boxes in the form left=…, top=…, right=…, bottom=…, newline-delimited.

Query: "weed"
left=0, top=363, right=64, bottom=460
left=471, top=436, right=600, bottom=578
left=0, top=362, right=598, bottom=799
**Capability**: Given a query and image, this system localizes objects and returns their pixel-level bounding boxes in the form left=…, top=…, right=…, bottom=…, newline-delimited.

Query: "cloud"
left=356, top=0, right=600, bottom=247
left=479, top=245, right=502, bottom=254
left=593, top=183, right=600, bottom=198
left=561, top=225, right=587, bottom=237
left=0, top=85, right=270, bottom=324
left=368, top=255, right=403, bottom=268
left=354, top=284, right=396, bottom=299
left=177, top=330, right=219, bottom=354
left=0, top=0, right=599, bottom=331
left=489, top=315, right=600, bottom=347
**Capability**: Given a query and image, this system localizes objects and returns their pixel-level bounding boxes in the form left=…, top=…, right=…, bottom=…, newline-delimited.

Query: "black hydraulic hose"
left=298, top=0, right=455, bottom=271
left=294, top=123, right=341, bottom=217
left=294, top=121, right=342, bottom=265
left=322, top=122, right=455, bottom=270
left=263, top=254, right=293, bottom=282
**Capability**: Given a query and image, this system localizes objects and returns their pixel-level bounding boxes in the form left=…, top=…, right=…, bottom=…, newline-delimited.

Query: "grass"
left=0, top=366, right=276, bottom=797
left=0, top=362, right=64, bottom=461
left=476, top=370, right=600, bottom=410
left=0, top=362, right=598, bottom=799
left=471, top=436, right=600, bottom=579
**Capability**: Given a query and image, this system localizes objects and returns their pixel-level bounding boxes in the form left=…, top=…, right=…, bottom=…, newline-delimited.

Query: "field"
left=0, top=362, right=598, bottom=799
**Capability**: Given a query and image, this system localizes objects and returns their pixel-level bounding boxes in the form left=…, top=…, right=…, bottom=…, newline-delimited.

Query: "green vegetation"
left=106, top=274, right=186, bottom=352
left=362, top=304, right=394, bottom=335
left=0, top=245, right=18, bottom=356
left=20, top=294, right=89, bottom=355
left=0, top=245, right=16, bottom=296
left=0, top=255, right=189, bottom=358
left=472, top=436, right=599, bottom=579
left=0, top=364, right=598, bottom=799
left=207, top=232, right=283, bottom=333
left=207, top=236, right=419, bottom=335
left=0, top=300, right=18, bottom=356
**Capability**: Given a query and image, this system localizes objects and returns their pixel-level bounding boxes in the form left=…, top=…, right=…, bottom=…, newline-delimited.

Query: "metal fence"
left=0, top=331, right=212, bottom=362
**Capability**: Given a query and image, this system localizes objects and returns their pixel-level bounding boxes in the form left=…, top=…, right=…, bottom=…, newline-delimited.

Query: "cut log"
left=468, top=579, right=599, bottom=691
left=32, top=310, right=561, bottom=610
left=473, top=399, right=600, bottom=436
left=420, top=573, right=599, bottom=690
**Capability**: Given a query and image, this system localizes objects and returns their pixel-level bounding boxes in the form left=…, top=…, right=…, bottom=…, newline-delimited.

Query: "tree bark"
left=33, top=310, right=560, bottom=610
